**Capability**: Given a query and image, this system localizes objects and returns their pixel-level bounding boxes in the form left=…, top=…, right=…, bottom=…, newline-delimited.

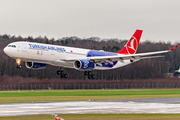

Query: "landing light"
left=16, top=59, right=21, bottom=65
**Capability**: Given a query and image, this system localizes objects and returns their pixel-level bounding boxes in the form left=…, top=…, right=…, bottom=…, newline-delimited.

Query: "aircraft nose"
left=3, top=47, right=12, bottom=57
left=3, top=47, right=8, bottom=54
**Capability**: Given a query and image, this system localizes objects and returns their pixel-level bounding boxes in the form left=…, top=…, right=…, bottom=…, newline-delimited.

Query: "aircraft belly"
left=94, top=60, right=131, bottom=70
left=94, top=66, right=113, bottom=70
left=112, top=60, right=131, bottom=69
left=52, top=60, right=74, bottom=67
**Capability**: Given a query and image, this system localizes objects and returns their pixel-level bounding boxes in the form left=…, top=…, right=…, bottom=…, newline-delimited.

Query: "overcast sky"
left=0, top=0, right=180, bottom=43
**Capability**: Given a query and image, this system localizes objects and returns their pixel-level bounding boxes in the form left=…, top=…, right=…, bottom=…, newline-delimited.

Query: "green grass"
left=0, top=89, right=180, bottom=97
left=0, top=89, right=180, bottom=103
left=1, top=114, right=180, bottom=120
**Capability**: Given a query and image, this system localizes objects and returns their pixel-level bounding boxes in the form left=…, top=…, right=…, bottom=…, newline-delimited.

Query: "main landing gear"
left=16, top=59, right=21, bottom=69
left=57, top=68, right=67, bottom=79
left=84, top=71, right=95, bottom=79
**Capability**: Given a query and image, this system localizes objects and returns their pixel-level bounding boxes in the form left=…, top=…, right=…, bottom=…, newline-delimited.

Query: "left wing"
left=62, top=45, right=178, bottom=63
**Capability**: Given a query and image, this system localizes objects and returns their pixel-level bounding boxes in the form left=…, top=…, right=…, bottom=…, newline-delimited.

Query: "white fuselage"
left=3, top=41, right=134, bottom=70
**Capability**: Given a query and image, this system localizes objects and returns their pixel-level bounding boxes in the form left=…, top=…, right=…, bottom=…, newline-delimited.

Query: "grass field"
left=0, top=89, right=180, bottom=103
left=1, top=114, right=180, bottom=120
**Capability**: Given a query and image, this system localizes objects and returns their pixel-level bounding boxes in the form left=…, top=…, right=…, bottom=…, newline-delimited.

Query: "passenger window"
left=8, top=45, right=16, bottom=48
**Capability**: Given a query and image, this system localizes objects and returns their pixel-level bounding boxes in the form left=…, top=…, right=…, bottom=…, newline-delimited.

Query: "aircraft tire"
left=60, top=70, right=64, bottom=75
left=57, top=70, right=60, bottom=75
left=64, top=74, right=67, bottom=79
left=91, top=74, right=95, bottom=79
left=88, top=75, right=92, bottom=79
left=16, top=65, right=21, bottom=69
left=60, top=74, right=64, bottom=78
left=88, top=71, right=92, bottom=75
left=88, top=75, right=91, bottom=79
left=84, top=71, right=88, bottom=76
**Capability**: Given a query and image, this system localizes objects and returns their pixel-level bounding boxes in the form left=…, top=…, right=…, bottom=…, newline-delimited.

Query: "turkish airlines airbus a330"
left=3, top=30, right=178, bottom=79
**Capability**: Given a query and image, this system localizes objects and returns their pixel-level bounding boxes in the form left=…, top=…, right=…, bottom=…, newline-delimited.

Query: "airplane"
left=3, top=29, right=178, bottom=79
left=175, top=67, right=180, bottom=73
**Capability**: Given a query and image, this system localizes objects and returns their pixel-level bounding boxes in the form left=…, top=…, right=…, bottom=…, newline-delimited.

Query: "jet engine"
left=73, top=60, right=95, bottom=70
left=25, top=62, right=46, bottom=69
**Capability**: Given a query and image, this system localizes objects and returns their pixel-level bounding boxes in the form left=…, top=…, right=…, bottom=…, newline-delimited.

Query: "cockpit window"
left=8, top=45, right=16, bottom=48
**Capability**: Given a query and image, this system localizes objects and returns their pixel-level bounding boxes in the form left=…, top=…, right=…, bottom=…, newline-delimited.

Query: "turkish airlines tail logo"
left=117, top=29, right=143, bottom=55
left=126, top=36, right=138, bottom=54
left=128, top=37, right=136, bottom=51
left=129, top=39, right=135, bottom=50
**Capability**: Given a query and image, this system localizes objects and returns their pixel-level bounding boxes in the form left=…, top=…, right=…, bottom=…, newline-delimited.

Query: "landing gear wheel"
left=91, top=74, right=95, bottom=79
left=88, top=75, right=91, bottom=79
left=16, top=65, right=21, bottom=69
left=84, top=71, right=88, bottom=76
left=57, top=70, right=60, bottom=75
left=57, top=70, right=64, bottom=75
left=60, top=70, right=64, bottom=75
left=60, top=74, right=64, bottom=78
left=88, top=71, right=92, bottom=75
left=64, top=74, right=67, bottom=79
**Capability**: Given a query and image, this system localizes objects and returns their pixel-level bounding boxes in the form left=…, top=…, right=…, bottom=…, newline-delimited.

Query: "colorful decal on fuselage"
left=87, top=50, right=117, bottom=57
left=28, top=44, right=66, bottom=52
left=87, top=50, right=118, bottom=67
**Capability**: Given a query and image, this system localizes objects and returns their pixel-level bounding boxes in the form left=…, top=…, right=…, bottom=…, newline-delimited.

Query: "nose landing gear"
left=16, top=59, right=21, bottom=69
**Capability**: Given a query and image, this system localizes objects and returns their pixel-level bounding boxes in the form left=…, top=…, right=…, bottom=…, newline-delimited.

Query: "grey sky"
left=0, top=0, right=180, bottom=42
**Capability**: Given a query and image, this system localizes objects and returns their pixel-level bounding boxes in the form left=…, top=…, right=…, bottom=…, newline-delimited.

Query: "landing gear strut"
left=84, top=71, right=95, bottom=79
left=57, top=67, right=67, bottom=79
left=16, top=59, right=21, bottom=69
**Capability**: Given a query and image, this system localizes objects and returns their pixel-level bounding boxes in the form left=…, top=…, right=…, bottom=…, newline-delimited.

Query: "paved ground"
left=0, top=98, right=180, bottom=116
left=97, top=97, right=180, bottom=104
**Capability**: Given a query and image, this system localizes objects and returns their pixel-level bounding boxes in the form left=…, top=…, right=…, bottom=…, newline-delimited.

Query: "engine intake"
left=74, top=60, right=95, bottom=70
left=25, top=62, right=46, bottom=69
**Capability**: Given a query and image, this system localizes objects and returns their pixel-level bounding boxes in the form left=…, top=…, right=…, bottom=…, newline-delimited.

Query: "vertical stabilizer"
left=117, top=29, right=143, bottom=55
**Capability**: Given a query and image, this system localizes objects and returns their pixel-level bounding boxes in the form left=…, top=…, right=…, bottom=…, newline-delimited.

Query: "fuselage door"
left=50, top=50, right=55, bottom=55
left=16, top=44, right=21, bottom=52
left=22, top=43, right=27, bottom=52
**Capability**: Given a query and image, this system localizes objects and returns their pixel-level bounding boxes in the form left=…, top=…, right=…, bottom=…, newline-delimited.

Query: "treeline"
left=0, top=34, right=180, bottom=80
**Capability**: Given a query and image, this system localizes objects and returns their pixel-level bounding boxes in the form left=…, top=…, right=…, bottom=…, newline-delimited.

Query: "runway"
left=0, top=98, right=180, bottom=116
left=98, top=97, right=180, bottom=104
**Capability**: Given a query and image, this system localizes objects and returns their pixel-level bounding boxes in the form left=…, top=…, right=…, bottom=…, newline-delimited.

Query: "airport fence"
left=0, top=83, right=180, bottom=90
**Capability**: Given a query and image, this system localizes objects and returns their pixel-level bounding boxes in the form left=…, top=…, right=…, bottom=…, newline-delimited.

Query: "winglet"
left=169, top=45, right=178, bottom=51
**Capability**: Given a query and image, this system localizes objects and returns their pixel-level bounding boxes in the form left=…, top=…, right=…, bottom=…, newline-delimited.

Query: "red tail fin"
left=117, top=29, right=143, bottom=55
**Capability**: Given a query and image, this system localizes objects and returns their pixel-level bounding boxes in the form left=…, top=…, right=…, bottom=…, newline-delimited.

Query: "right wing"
left=62, top=45, right=178, bottom=64
left=88, top=45, right=178, bottom=63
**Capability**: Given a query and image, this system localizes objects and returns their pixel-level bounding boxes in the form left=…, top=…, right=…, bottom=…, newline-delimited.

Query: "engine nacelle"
left=73, top=60, right=95, bottom=70
left=25, top=62, right=46, bottom=69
